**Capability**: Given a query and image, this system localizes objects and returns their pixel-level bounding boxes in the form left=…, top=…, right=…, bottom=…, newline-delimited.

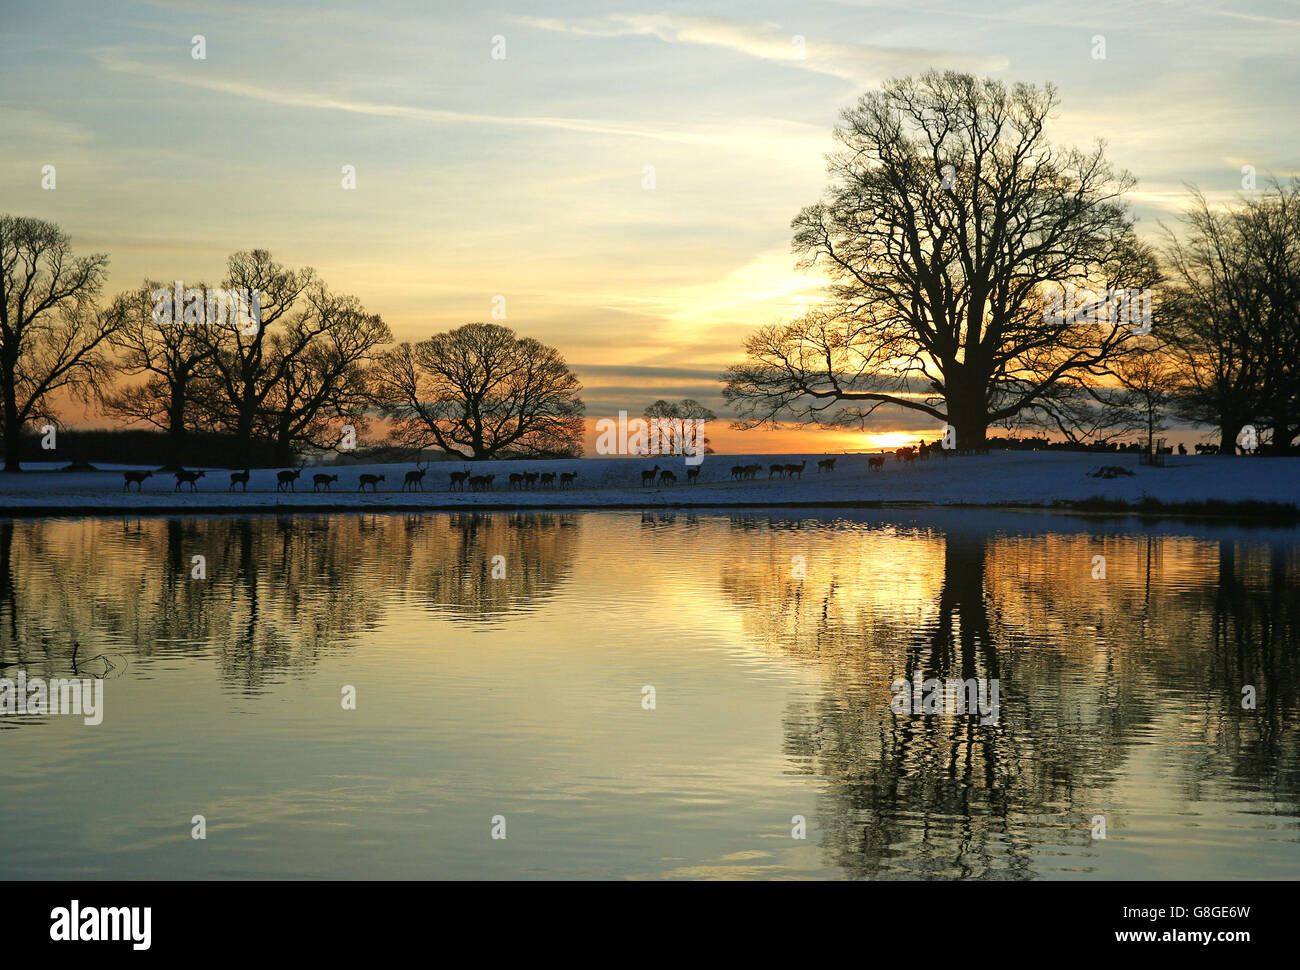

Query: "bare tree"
left=725, top=72, right=1159, bottom=449
left=259, top=285, right=391, bottom=464
left=193, top=250, right=317, bottom=465
left=1232, top=181, right=1300, bottom=453
left=372, top=322, right=585, bottom=460
left=102, top=280, right=215, bottom=468
left=1161, top=185, right=1300, bottom=453
left=1110, top=341, right=1180, bottom=454
left=642, top=398, right=715, bottom=454
left=0, top=215, right=118, bottom=471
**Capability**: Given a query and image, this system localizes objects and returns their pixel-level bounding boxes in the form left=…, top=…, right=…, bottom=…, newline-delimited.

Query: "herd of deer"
left=865, top=443, right=952, bottom=472
left=728, top=457, right=837, bottom=480
left=122, top=463, right=434, bottom=493
left=502, top=470, right=579, bottom=490
left=120, top=453, right=852, bottom=495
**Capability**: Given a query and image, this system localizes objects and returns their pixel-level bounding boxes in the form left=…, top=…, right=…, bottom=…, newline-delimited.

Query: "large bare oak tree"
left=724, top=72, right=1160, bottom=449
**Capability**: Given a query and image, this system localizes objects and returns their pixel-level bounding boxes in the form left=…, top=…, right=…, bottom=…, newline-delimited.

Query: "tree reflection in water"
left=717, top=515, right=1300, bottom=879
left=0, top=512, right=579, bottom=697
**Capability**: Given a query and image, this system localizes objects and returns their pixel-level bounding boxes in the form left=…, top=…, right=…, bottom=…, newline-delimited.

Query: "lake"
left=1, top=509, right=1297, bottom=879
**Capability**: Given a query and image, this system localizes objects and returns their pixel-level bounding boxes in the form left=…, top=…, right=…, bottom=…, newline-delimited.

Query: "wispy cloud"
left=510, top=13, right=1009, bottom=85
left=93, top=50, right=814, bottom=146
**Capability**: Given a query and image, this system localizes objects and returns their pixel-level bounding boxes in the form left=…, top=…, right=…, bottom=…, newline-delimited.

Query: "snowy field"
left=0, top=451, right=1295, bottom=515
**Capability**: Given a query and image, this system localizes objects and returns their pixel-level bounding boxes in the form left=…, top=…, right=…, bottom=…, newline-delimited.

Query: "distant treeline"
left=19, top=428, right=572, bottom=469
left=18, top=429, right=283, bottom=469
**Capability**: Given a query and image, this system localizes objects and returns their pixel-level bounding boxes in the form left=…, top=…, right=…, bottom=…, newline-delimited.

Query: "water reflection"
left=715, top=515, right=1300, bottom=878
left=0, top=510, right=1296, bottom=878
left=0, top=512, right=579, bottom=697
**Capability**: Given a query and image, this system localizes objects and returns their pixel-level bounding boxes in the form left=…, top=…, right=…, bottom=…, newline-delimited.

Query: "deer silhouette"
left=402, top=460, right=427, bottom=492
left=782, top=459, right=807, bottom=479
left=817, top=457, right=836, bottom=473
left=448, top=467, right=470, bottom=491
left=539, top=472, right=556, bottom=489
left=276, top=467, right=304, bottom=492
left=868, top=455, right=886, bottom=472
left=123, top=471, right=152, bottom=492
left=768, top=463, right=784, bottom=479
left=358, top=473, right=385, bottom=492
left=508, top=472, right=525, bottom=489
left=523, top=471, right=540, bottom=489
left=559, top=472, right=577, bottom=488
left=173, top=469, right=205, bottom=492
left=658, top=469, right=677, bottom=485
left=640, top=464, right=660, bottom=486
left=313, top=473, right=339, bottom=492
left=686, top=467, right=700, bottom=484
left=229, top=469, right=250, bottom=491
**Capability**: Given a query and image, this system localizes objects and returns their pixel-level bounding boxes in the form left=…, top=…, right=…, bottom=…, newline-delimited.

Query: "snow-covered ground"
left=0, top=451, right=1295, bottom=514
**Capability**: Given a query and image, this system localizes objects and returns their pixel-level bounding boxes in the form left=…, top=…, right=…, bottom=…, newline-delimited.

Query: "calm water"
left=1, top=509, right=1297, bottom=880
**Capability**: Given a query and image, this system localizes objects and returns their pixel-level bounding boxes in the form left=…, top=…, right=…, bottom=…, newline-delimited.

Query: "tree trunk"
left=945, top=370, right=989, bottom=453
left=235, top=404, right=255, bottom=470
left=2, top=383, right=21, bottom=473
left=946, top=403, right=988, bottom=453
left=272, top=437, right=294, bottom=468
left=165, top=395, right=187, bottom=470
left=1220, top=422, right=1243, bottom=456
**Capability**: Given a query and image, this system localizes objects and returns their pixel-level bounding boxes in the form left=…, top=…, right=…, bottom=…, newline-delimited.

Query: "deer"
left=744, top=463, right=762, bottom=480
left=658, top=469, right=677, bottom=485
left=523, top=471, right=540, bottom=489
left=469, top=474, right=495, bottom=491
left=686, top=467, right=700, bottom=484
left=539, top=472, right=556, bottom=489
left=903, top=450, right=917, bottom=466
left=868, top=455, right=886, bottom=472
left=229, top=469, right=250, bottom=491
left=508, top=472, right=525, bottom=490
left=359, top=473, right=385, bottom=492
left=402, top=459, right=428, bottom=492
left=768, top=463, right=785, bottom=479
left=817, top=457, right=836, bottom=473
left=730, top=465, right=745, bottom=480
left=123, top=471, right=152, bottom=492
left=313, top=473, right=339, bottom=492
left=640, top=464, right=660, bottom=487
left=559, top=472, right=577, bottom=488
left=448, top=467, right=470, bottom=491
left=782, top=459, right=807, bottom=479
left=173, top=469, right=205, bottom=492
left=276, top=467, right=304, bottom=492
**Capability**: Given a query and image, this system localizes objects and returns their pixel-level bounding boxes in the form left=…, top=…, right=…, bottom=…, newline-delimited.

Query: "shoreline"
left=0, top=496, right=1295, bottom=523
left=1, top=451, right=1295, bottom=522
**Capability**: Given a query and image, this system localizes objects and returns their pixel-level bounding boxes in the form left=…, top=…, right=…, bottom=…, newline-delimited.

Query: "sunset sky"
left=3, top=0, right=1298, bottom=452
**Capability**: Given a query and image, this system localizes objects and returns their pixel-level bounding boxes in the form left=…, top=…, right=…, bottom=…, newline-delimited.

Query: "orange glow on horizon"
left=862, top=432, right=927, bottom=451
